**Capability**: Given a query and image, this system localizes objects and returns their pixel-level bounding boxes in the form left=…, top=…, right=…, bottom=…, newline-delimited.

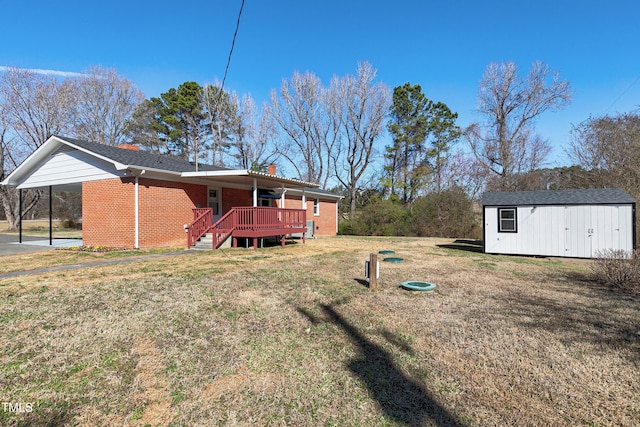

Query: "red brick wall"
left=83, top=178, right=136, bottom=248
left=283, top=195, right=338, bottom=236
left=82, top=177, right=207, bottom=249
left=137, top=178, right=207, bottom=248
left=222, top=187, right=252, bottom=213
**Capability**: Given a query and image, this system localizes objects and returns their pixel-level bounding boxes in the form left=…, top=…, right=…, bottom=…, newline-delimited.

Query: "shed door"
left=564, top=206, right=592, bottom=258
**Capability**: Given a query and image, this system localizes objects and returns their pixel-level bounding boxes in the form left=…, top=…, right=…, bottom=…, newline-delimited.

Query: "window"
left=313, top=198, right=320, bottom=216
left=498, top=207, right=517, bottom=232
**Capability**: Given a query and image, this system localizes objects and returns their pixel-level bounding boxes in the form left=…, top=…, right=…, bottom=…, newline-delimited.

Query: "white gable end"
left=18, top=146, right=124, bottom=189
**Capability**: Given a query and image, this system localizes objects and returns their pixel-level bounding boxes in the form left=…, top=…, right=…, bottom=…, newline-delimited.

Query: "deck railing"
left=188, top=207, right=307, bottom=249
left=186, top=208, right=213, bottom=248
left=233, top=207, right=306, bottom=232
left=187, top=207, right=306, bottom=249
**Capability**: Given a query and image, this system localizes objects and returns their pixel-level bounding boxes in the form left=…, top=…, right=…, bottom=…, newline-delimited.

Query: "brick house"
left=1, top=136, right=342, bottom=249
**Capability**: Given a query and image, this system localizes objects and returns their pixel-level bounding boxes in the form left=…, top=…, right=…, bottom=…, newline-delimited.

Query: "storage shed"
left=482, top=189, right=636, bottom=259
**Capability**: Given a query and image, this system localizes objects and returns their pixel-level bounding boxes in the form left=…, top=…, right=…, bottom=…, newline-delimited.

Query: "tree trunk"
left=0, top=186, right=41, bottom=231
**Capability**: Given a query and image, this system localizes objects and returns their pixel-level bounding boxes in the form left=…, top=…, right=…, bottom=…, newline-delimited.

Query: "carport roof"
left=482, top=188, right=636, bottom=206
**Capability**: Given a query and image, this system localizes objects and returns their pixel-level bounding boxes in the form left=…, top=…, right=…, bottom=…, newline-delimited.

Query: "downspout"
left=280, top=185, right=286, bottom=208
left=49, top=185, right=52, bottom=246
left=18, top=189, right=22, bottom=244
left=134, top=170, right=145, bottom=249
left=134, top=176, right=139, bottom=249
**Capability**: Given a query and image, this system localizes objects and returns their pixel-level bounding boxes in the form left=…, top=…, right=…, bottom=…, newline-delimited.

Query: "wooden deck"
left=187, top=207, right=306, bottom=249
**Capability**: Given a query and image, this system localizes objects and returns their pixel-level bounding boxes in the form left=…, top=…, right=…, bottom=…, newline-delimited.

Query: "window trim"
left=497, top=207, right=517, bottom=233
left=313, top=198, right=320, bottom=216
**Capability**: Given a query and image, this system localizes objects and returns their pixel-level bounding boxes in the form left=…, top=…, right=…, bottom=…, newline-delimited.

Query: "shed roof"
left=482, top=188, right=636, bottom=206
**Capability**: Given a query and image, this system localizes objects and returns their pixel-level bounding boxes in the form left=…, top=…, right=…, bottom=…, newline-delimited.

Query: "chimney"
left=268, top=164, right=277, bottom=175
left=116, top=143, right=140, bottom=151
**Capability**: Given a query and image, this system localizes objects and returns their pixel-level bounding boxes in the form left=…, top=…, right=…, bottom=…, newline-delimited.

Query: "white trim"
left=313, top=198, right=320, bottom=216
left=182, top=169, right=248, bottom=178
left=283, top=187, right=343, bottom=200
left=182, top=169, right=318, bottom=188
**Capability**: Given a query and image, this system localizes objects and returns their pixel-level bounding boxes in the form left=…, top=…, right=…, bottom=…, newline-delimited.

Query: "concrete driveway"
left=0, top=233, right=82, bottom=256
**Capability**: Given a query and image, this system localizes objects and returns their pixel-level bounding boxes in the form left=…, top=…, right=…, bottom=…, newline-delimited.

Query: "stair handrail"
left=210, top=208, right=237, bottom=248
left=186, top=208, right=213, bottom=248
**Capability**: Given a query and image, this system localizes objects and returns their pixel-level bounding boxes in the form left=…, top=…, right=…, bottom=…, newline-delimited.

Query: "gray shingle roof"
left=482, top=188, right=636, bottom=206
left=58, top=136, right=231, bottom=173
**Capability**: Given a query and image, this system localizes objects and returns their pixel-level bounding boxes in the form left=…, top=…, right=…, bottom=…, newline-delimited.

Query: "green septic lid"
left=401, top=281, right=436, bottom=292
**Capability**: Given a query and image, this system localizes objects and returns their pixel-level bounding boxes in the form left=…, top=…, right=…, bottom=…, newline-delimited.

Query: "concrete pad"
left=0, top=233, right=82, bottom=256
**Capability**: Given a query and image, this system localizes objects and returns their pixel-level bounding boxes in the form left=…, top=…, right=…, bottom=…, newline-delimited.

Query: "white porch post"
left=302, top=189, right=307, bottom=209
left=252, top=178, right=258, bottom=207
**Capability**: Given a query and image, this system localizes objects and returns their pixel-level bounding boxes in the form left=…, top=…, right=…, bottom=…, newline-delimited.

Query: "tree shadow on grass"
left=436, top=239, right=483, bottom=254
left=488, top=274, right=640, bottom=364
left=297, top=304, right=463, bottom=427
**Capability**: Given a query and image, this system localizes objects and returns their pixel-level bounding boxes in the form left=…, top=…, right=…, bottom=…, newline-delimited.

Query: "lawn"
left=0, top=236, right=638, bottom=426
left=0, top=220, right=82, bottom=239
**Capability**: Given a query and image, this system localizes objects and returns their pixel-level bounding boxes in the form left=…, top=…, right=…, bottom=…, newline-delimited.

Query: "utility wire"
left=208, top=0, right=245, bottom=167
left=219, top=0, right=245, bottom=95
left=604, top=75, right=640, bottom=114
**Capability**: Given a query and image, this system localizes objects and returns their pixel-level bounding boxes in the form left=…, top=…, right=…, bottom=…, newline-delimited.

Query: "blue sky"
left=2, top=0, right=639, bottom=168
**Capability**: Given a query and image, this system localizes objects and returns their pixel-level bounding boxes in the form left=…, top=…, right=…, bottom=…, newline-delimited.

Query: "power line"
left=604, top=75, right=640, bottom=114
left=219, top=0, right=245, bottom=95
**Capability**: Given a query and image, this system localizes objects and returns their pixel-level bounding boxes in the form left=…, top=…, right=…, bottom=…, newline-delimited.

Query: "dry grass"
left=0, top=220, right=82, bottom=238
left=1, top=236, right=638, bottom=426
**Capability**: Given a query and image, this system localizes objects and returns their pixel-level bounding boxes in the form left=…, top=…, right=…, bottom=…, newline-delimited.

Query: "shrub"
left=410, top=188, right=481, bottom=239
left=591, top=249, right=640, bottom=292
left=341, top=196, right=410, bottom=236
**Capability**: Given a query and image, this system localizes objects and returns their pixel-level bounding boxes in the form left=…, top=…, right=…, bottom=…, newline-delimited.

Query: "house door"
left=208, top=187, right=222, bottom=222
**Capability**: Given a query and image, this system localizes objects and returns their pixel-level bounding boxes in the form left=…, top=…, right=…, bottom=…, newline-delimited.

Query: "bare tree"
left=268, top=71, right=340, bottom=187
left=465, top=61, right=571, bottom=190
left=333, top=61, right=390, bottom=219
left=202, top=83, right=237, bottom=166
left=228, top=93, right=278, bottom=170
left=0, top=67, right=76, bottom=151
left=569, top=112, right=640, bottom=195
left=0, top=101, right=33, bottom=230
left=71, top=66, right=145, bottom=146
left=0, top=67, right=77, bottom=228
